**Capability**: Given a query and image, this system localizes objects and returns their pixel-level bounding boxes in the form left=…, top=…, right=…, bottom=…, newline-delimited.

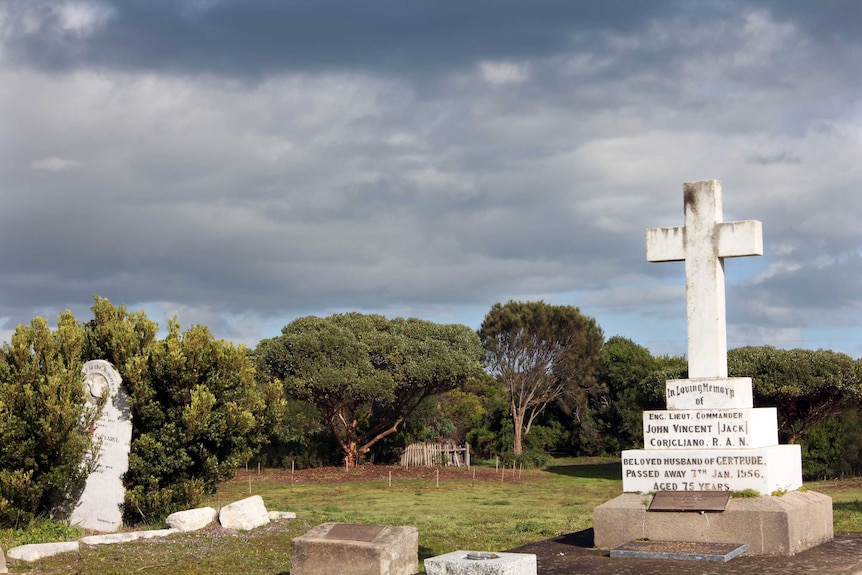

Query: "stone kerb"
left=7, top=495, right=297, bottom=565
left=6, top=542, right=80, bottom=562
left=80, top=529, right=179, bottom=546
left=69, top=360, right=132, bottom=533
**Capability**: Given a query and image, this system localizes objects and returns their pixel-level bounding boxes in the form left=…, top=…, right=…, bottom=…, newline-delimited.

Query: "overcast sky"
left=2, top=0, right=861, bottom=358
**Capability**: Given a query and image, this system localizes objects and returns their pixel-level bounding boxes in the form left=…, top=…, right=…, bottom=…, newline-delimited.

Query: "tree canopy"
left=728, top=346, right=862, bottom=443
left=479, top=301, right=604, bottom=455
left=255, top=313, right=483, bottom=466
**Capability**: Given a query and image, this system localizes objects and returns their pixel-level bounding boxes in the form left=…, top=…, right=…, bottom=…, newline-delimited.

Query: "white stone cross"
left=646, top=180, right=762, bottom=379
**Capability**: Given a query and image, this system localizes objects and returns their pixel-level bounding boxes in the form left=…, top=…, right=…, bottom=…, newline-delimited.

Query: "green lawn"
left=3, top=459, right=861, bottom=575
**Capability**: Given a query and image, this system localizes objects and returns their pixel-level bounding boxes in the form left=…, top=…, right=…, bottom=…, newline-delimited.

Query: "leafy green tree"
left=462, top=372, right=512, bottom=459
left=728, top=346, right=862, bottom=443
left=0, top=312, right=101, bottom=525
left=799, top=406, right=862, bottom=480
left=255, top=313, right=483, bottom=466
left=479, top=301, right=604, bottom=455
left=581, top=336, right=661, bottom=454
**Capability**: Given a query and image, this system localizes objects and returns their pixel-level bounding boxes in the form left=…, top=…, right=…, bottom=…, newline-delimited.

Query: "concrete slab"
left=510, top=531, right=862, bottom=575
left=610, top=540, right=746, bottom=562
left=424, top=550, right=537, bottom=574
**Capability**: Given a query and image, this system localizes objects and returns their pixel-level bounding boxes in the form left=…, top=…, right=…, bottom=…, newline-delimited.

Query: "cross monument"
left=646, top=180, right=762, bottom=378
left=593, top=179, right=831, bottom=556
left=617, top=178, right=801, bottom=493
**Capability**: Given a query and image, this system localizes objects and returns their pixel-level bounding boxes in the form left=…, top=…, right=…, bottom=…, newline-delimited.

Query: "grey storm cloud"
left=1, top=0, right=861, bottom=356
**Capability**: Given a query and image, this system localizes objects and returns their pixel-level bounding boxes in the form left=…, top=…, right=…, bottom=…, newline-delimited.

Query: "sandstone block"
left=167, top=507, right=218, bottom=532
left=291, top=522, right=418, bottom=575
left=219, top=495, right=270, bottom=530
left=593, top=490, right=833, bottom=555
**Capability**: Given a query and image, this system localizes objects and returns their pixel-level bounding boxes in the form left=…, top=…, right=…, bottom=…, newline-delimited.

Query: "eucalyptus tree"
left=256, top=313, right=484, bottom=466
left=479, top=301, right=604, bottom=455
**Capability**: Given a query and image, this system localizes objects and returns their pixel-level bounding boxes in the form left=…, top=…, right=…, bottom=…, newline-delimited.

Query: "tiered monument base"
left=593, top=490, right=833, bottom=556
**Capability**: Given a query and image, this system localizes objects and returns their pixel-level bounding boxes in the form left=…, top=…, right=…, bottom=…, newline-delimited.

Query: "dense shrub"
left=799, top=407, right=862, bottom=480
left=0, top=313, right=100, bottom=526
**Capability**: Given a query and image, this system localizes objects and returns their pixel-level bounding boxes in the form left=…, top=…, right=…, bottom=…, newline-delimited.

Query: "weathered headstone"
left=593, top=180, right=833, bottom=555
left=291, top=522, right=418, bottom=575
left=69, top=360, right=132, bottom=532
left=0, top=545, right=7, bottom=574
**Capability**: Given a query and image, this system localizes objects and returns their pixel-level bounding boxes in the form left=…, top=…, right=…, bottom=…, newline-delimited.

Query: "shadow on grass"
left=419, top=544, right=436, bottom=561
left=544, top=462, right=621, bottom=481
left=834, top=500, right=862, bottom=513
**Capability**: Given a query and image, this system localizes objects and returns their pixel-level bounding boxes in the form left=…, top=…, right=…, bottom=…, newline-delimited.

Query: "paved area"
left=507, top=530, right=862, bottom=575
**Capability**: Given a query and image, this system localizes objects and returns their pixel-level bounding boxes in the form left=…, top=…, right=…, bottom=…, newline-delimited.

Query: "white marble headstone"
left=69, top=360, right=132, bottom=532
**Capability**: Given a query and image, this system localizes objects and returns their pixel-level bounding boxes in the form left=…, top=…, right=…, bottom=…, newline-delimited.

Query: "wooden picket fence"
left=400, top=442, right=470, bottom=468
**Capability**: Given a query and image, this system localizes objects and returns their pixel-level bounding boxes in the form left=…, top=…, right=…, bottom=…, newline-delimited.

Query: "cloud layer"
left=2, top=1, right=861, bottom=356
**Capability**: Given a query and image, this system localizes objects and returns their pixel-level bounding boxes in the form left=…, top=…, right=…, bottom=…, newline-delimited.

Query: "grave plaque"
left=648, top=491, right=729, bottom=512
left=323, top=523, right=386, bottom=542
left=69, top=360, right=132, bottom=532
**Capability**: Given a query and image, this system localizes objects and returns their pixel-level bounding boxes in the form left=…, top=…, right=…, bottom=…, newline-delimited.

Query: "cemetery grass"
left=4, top=459, right=862, bottom=574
